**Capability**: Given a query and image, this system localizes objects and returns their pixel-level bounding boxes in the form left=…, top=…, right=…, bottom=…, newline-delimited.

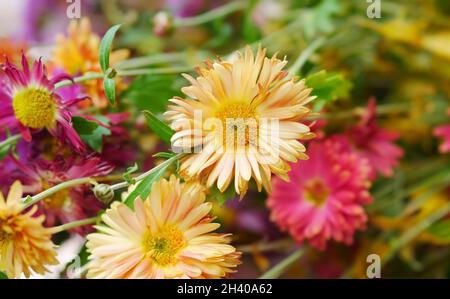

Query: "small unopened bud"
left=93, top=184, right=115, bottom=205
left=105, top=68, right=117, bottom=79
left=153, top=11, right=174, bottom=37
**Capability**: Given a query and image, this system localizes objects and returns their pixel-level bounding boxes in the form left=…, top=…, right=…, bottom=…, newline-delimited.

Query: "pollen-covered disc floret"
left=12, top=87, right=56, bottom=129
left=165, top=46, right=316, bottom=197
left=86, top=176, right=241, bottom=279
left=0, top=54, right=86, bottom=152
left=267, top=137, right=372, bottom=250
left=0, top=181, right=58, bottom=278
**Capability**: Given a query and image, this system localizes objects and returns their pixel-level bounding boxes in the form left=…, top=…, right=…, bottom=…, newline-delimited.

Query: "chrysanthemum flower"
left=345, top=98, right=403, bottom=179
left=0, top=54, right=86, bottom=152
left=267, top=137, right=372, bottom=250
left=86, top=176, right=241, bottom=278
left=0, top=181, right=58, bottom=278
left=165, top=46, right=315, bottom=197
left=53, top=18, right=128, bottom=108
left=11, top=155, right=113, bottom=234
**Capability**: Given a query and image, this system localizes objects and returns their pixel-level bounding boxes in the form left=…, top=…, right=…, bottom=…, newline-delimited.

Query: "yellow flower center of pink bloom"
left=12, top=87, right=56, bottom=129
left=216, top=102, right=258, bottom=149
left=143, top=225, right=185, bottom=266
left=303, top=178, right=330, bottom=206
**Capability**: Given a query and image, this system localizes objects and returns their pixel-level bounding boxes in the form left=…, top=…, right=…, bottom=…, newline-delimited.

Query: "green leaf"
left=123, top=155, right=181, bottom=208
left=103, top=77, right=116, bottom=105
left=77, top=116, right=112, bottom=153
left=0, top=271, right=7, bottom=279
left=122, top=74, right=183, bottom=113
left=143, top=110, right=175, bottom=144
left=122, top=163, right=139, bottom=185
left=426, top=219, right=450, bottom=243
left=208, top=185, right=237, bottom=205
left=303, top=0, right=342, bottom=39
left=72, top=116, right=100, bottom=135
left=306, top=70, right=352, bottom=103
left=99, top=24, right=122, bottom=73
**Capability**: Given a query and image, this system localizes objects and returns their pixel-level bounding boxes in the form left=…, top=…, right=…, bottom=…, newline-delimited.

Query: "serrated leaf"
left=99, top=24, right=122, bottom=73
left=306, top=70, right=352, bottom=102
left=124, top=154, right=181, bottom=208
left=143, top=110, right=175, bottom=144
left=103, top=77, right=116, bottom=105
left=122, top=163, right=139, bottom=185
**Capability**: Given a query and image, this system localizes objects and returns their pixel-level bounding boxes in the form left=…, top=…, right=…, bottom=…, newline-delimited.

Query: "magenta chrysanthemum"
left=0, top=54, right=86, bottom=152
left=345, top=98, right=403, bottom=179
left=267, top=137, right=372, bottom=250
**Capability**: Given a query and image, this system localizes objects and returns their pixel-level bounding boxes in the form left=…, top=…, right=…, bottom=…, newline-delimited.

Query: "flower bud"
left=93, top=184, right=115, bottom=206
left=153, top=11, right=174, bottom=37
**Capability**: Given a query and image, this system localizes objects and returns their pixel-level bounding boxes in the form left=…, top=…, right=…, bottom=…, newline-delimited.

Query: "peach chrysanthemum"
left=165, top=46, right=316, bottom=197
left=52, top=18, right=128, bottom=108
left=86, top=176, right=241, bottom=279
left=0, top=181, right=58, bottom=278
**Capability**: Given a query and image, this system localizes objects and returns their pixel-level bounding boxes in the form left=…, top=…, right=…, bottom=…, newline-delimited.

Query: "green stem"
left=51, top=217, right=98, bottom=233
left=0, top=134, right=21, bottom=149
left=259, top=248, right=305, bottom=279
left=174, top=1, right=247, bottom=27
left=110, top=153, right=184, bottom=191
left=238, top=238, right=294, bottom=254
left=54, top=66, right=193, bottom=90
left=22, top=177, right=95, bottom=210
left=116, top=66, right=193, bottom=77
left=289, top=37, right=326, bottom=75
left=54, top=73, right=105, bottom=89
left=114, top=52, right=188, bottom=70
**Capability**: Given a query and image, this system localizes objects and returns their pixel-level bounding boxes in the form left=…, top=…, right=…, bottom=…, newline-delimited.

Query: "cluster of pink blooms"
left=268, top=98, right=404, bottom=250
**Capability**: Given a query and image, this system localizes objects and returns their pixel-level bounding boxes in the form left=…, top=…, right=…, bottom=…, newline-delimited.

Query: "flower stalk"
left=22, top=177, right=96, bottom=210
left=51, top=217, right=99, bottom=234
left=259, top=248, right=305, bottom=279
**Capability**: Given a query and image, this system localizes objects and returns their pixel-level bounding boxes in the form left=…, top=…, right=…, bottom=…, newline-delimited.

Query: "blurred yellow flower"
left=0, top=181, right=58, bottom=278
left=52, top=18, right=129, bottom=108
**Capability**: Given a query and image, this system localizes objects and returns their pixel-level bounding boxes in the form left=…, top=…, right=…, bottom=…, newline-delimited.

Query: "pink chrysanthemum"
left=345, top=98, right=403, bottom=179
left=0, top=54, right=86, bottom=152
left=434, top=109, right=450, bottom=153
left=11, top=154, right=113, bottom=234
left=267, top=137, right=372, bottom=250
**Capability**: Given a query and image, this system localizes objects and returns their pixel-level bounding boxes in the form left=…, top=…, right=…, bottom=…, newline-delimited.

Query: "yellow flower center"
left=215, top=102, right=258, bottom=149
left=12, top=87, right=56, bottom=129
left=303, top=178, right=330, bottom=206
left=143, top=225, right=185, bottom=267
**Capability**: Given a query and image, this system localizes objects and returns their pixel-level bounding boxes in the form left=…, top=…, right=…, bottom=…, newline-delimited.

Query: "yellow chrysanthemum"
left=0, top=181, right=58, bottom=278
left=86, top=176, right=241, bottom=279
left=52, top=18, right=129, bottom=108
left=165, top=46, right=316, bottom=197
